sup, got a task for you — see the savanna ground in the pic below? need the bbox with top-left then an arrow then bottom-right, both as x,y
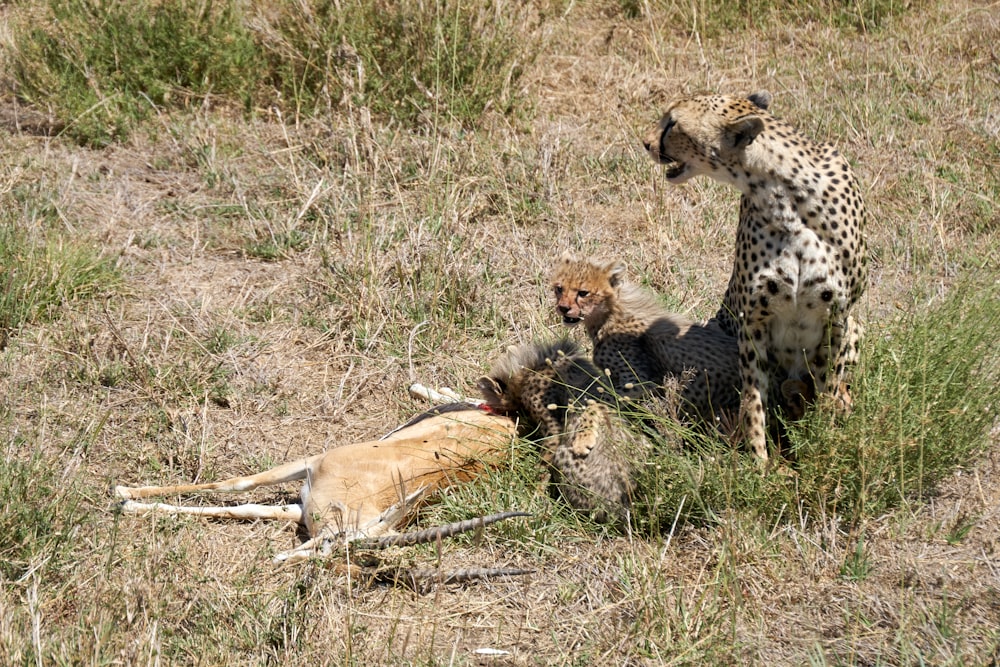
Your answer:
1,0 -> 999,664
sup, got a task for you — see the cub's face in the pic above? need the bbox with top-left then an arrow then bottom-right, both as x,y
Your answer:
552,280 -> 597,325
549,252 -> 623,326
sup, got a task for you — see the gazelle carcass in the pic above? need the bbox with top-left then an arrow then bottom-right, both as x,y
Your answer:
115,396 -> 529,573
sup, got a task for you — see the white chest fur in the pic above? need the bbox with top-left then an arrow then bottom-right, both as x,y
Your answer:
753,221 -> 840,375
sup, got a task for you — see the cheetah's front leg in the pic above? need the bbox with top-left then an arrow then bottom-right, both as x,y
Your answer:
830,315 -> 862,413
810,315 -> 857,414
739,326 -> 771,462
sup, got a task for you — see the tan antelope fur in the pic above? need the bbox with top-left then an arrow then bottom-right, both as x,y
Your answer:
115,402 -> 519,564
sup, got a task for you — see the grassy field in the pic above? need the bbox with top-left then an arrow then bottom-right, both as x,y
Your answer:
1,0 -> 998,664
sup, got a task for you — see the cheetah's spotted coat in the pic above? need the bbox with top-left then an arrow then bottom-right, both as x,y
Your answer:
643,91 -> 867,462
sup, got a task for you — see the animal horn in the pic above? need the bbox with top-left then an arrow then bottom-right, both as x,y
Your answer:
416,566 -> 534,583
402,567 -> 533,592
349,511 -> 531,550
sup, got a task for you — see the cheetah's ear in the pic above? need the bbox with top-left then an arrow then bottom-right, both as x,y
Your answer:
747,91 -> 771,110
477,376 -> 506,406
606,261 -> 627,288
722,115 -> 765,152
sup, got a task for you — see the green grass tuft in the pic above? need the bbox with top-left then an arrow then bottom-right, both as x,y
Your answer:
0,439 -> 88,583
0,227 -> 118,346
260,0 -> 535,126
786,280 -> 1000,523
626,279 -> 1000,534
10,0 -> 261,146
7,0 -> 534,145
627,0 -> 910,35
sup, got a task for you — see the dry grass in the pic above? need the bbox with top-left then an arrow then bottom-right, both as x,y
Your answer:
1,0 -> 999,664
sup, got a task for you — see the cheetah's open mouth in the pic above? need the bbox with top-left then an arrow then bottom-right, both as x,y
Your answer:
661,159 -> 686,180
561,315 -> 582,326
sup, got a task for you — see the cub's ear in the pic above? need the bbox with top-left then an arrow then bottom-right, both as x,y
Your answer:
558,249 -> 578,263
723,115 -> 765,152
747,90 -> 772,110
477,376 -> 506,406
605,260 -> 627,288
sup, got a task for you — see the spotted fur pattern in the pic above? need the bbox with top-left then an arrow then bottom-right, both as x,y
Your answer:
478,340 -> 643,525
643,91 -> 866,462
549,251 -> 741,428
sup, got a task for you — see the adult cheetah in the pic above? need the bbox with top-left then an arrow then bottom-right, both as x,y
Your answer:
550,251 -> 741,429
643,91 -> 867,462
478,339 -> 645,525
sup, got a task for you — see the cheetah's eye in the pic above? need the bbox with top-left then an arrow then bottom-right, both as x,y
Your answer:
577,290 -> 590,298
553,285 -> 563,296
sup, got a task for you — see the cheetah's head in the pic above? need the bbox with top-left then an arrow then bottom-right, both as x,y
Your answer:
477,339 -> 595,431
550,251 -> 624,327
642,91 -> 771,184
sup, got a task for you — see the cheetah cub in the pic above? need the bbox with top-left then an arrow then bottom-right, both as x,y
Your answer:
478,340 -> 646,525
550,251 -> 741,429
643,91 -> 866,462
